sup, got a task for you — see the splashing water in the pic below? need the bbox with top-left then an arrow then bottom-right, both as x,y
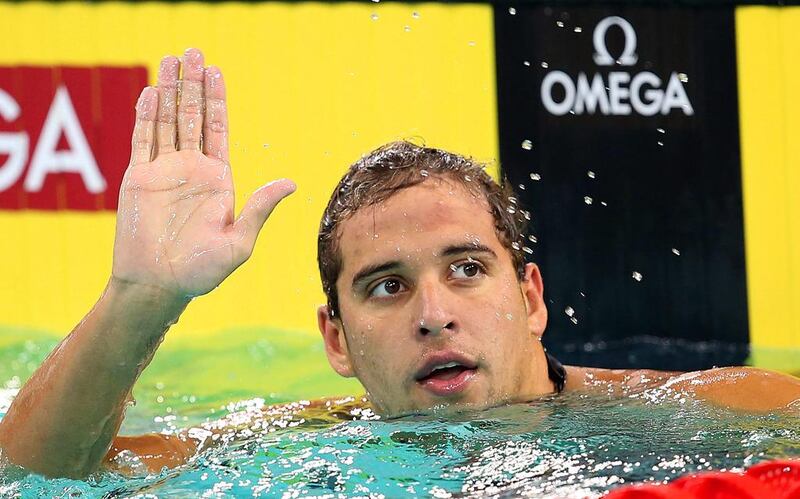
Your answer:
3,393 -> 797,498
1,330 -> 798,498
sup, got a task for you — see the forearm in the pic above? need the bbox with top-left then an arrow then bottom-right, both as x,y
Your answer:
0,278 -> 190,478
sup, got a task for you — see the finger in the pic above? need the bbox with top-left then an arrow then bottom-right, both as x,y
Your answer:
232,179 -> 297,256
156,56 -> 180,155
203,66 -> 229,163
177,48 -> 205,151
129,86 -> 158,166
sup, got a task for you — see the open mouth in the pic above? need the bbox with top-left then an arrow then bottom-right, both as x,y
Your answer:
418,362 -> 474,382
416,361 -> 478,396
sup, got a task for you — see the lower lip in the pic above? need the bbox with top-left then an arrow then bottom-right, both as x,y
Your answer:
418,368 -> 477,397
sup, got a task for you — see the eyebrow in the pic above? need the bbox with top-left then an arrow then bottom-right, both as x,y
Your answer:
351,260 -> 404,290
350,244 -> 498,290
440,243 -> 498,259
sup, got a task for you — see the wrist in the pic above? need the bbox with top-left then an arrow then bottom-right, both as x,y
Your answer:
103,277 -> 192,337
107,276 -> 192,309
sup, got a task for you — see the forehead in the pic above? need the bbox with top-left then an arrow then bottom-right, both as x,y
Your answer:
336,179 -> 501,269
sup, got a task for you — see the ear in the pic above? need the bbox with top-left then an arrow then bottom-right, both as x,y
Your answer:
520,263 -> 548,339
317,305 -> 355,378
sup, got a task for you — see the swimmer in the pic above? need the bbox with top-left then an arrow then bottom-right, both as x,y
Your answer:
0,48 -> 798,479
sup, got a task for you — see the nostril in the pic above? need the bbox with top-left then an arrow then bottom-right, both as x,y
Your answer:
418,322 -> 455,336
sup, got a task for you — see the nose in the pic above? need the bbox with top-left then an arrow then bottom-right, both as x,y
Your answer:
416,279 -> 457,337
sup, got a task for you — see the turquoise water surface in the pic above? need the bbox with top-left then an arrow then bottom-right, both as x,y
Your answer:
0,329 -> 798,498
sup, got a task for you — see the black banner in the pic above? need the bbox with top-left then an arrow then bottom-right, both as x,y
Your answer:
495,6 -> 748,369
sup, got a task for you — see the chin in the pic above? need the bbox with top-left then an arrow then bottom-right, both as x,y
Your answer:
385,395 -> 497,419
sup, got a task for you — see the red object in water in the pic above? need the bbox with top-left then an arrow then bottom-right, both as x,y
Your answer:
603,460 -> 800,499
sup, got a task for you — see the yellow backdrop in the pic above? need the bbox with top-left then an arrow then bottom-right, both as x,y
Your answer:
737,7 -> 800,360
0,1 -> 498,341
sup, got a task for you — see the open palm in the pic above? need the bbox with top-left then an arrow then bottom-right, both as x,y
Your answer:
113,49 -> 295,298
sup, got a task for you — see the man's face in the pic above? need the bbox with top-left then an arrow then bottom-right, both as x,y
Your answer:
318,178 -> 551,417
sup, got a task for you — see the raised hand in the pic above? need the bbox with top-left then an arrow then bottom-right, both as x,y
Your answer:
114,49 -> 295,298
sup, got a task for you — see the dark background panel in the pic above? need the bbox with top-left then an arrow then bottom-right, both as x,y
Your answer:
495,6 -> 749,370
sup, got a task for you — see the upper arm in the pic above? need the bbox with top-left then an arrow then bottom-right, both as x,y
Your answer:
665,367 -> 800,413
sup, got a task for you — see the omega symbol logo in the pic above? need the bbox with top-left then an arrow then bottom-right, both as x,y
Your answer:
593,16 -> 638,66
539,15 -> 693,116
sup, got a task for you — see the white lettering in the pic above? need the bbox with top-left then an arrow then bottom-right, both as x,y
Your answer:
630,72 -> 662,116
0,89 -> 29,191
540,71 -> 694,117
574,73 -> 609,115
661,72 -> 694,115
608,72 -> 631,115
540,16 -> 694,117
541,71 -> 575,116
25,86 -> 106,193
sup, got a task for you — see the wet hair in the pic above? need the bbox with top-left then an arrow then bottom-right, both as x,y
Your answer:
317,140 -> 529,319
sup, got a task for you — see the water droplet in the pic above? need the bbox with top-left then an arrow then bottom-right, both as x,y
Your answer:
508,7 -> 516,15
464,175 -> 472,182
508,196 -> 517,204
587,170 -> 595,179
657,128 -> 665,134
678,73 -> 688,83
540,61 -> 549,69
584,196 -> 593,205
530,172 -> 541,181
412,11 -> 420,18
523,60 -> 531,67
505,313 -> 514,320
518,183 -> 526,190
262,143 -> 270,148
672,248 -> 681,256
657,141 -> 664,146
507,206 -> 516,214
521,139 -> 533,150
632,271 -> 643,281
371,13 -> 379,20
556,21 -> 564,27
468,40 -> 476,46
404,25 -> 411,32
420,169 -> 428,177
600,201 -> 608,207
511,241 -> 521,250
522,246 -> 533,255
528,235 -> 538,243
564,306 -> 575,317
573,26 -> 582,32
570,316 -> 579,325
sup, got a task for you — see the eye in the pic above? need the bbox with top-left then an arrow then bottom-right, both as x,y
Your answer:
369,278 -> 406,298
449,261 -> 485,279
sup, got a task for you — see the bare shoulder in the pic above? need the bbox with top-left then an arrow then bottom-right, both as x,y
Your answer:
564,365 -> 800,413
660,366 -> 800,412
563,365 -> 681,393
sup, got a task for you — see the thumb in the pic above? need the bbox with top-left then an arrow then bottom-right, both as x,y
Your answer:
232,178 -> 297,255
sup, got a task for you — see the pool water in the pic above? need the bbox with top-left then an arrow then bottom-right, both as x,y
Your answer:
0,328 -> 798,498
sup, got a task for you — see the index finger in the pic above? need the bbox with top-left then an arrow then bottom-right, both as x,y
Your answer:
203,66 -> 229,163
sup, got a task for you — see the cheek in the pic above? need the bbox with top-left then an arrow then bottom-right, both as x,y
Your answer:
349,327 -> 405,381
